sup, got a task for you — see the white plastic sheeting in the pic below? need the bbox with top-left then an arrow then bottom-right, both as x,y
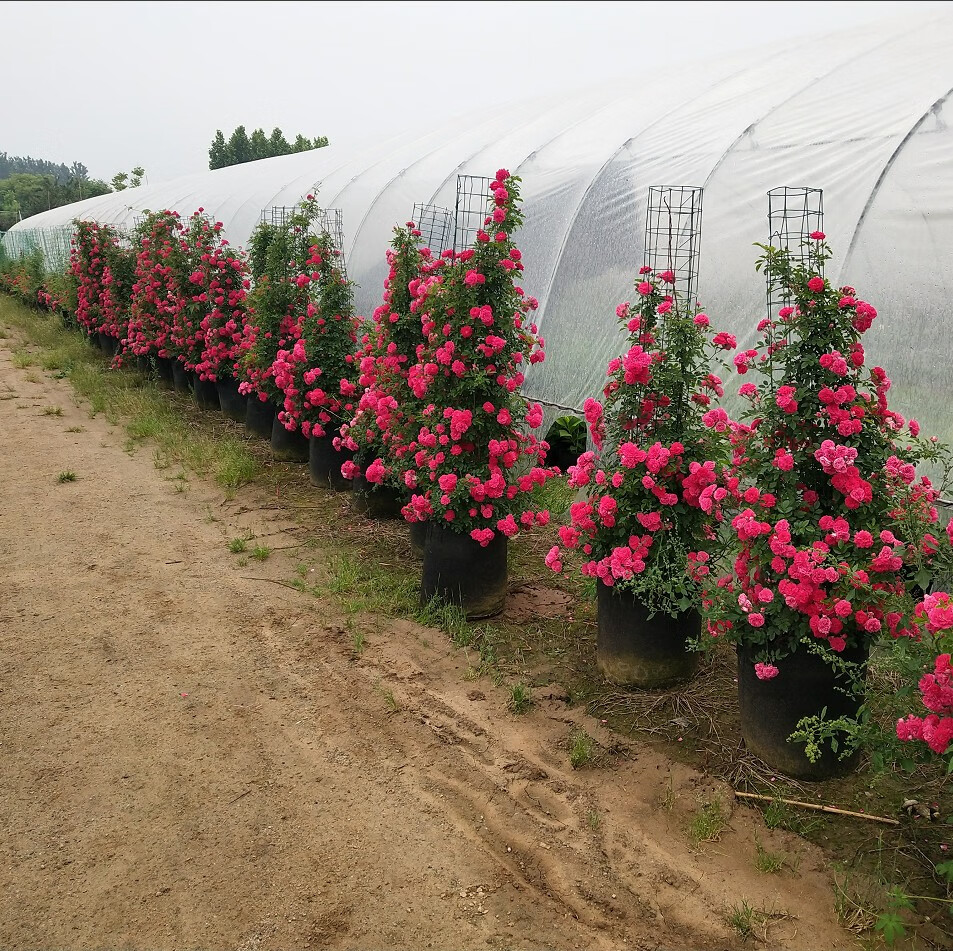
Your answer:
7,12 -> 953,439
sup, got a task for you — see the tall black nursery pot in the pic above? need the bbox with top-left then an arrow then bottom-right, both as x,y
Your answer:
596,581 -> 701,689
736,640 -> 870,781
421,523 -> 507,619
309,433 -> 354,490
155,356 -> 174,386
216,375 -> 247,423
352,474 -> 405,519
245,394 -> 276,439
192,374 -> 221,411
271,416 -> 310,462
410,521 -> 430,559
171,359 -> 192,395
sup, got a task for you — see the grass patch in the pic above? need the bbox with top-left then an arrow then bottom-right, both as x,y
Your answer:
351,629 -> 367,655
507,682 -> 533,714
56,469 -> 77,483
228,537 -> 248,554
568,728 -> 597,769
754,838 -> 792,874
12,348 -> 36,368
66,425 -> 85,433
251,544 -> 271,562
319,551 -> 419,617
41,405 -> 63,416
688,799 -> 728,846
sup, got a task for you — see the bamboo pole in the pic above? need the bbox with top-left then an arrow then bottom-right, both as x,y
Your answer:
735,791 -> 900,826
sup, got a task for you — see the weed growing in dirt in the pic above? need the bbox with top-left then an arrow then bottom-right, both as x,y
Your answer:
507,683 -> 533,714
688,799 -> 727,846
658,776 -> 679,812
352,629 -> 367,655
56,469 -> 76,483
762,798 -> 820,836
66,426 -> 84,433
228,537 -> 248,554
376,683 -> 399,713
12,348 -> 35,368
586,809 -> 601,830
237,557 -> 248,568
320,553 -> 419,618
416,597 -> 470,643
724,898 -> 758,941
568,728 -> 597,769
754,838 -> 789,874
42,406 -> 63,416
251,545 -> 271,562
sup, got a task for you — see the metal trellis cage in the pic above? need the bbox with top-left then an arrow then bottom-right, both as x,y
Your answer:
765,185 -> 824,320
453,175 -> 494,253
411,202 -> 454,255
643,185 -> 704,310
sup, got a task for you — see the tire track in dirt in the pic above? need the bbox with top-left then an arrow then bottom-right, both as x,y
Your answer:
0,341 -> 852,950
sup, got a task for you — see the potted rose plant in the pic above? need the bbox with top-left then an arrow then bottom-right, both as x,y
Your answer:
398,171 -> 554,617
705,234 -> 952,779
546,268 -> 735,687
338,222 -> 446,517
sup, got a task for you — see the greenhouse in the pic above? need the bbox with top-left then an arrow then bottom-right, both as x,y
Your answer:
5,10 -> 953,438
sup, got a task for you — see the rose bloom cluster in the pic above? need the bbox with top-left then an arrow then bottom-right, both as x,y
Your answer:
546,267 -> 734,611
390,171 -> 556,545
338,223 -> 446,487
70,220 -> 135,342
706,235 -> 949,681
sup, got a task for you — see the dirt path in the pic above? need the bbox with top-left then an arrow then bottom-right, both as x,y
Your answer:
0,343 -> 854,950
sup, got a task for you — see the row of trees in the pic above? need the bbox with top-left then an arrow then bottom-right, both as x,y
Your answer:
208,126 -> 329,169
0,151 -> 90,184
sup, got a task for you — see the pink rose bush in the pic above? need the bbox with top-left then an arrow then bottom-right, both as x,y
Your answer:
547,266 -> 735,615
69,220 -> 136,343
125,210 -> 185,360
896,593 -> 953,758
705,237 -> 953,681
337,222 -> 445,490
271,228 -> 360,438
395,171 -> 556,545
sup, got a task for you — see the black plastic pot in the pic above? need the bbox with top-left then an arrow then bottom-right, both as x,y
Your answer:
309,433 -> 354,490
352,475 -> 405,519
245,394 -> 276,439
87,329 -> 102,349
135,355 -> 151,374
421,523 -> 507,619
271,416 -> 310,462
60,309 -> 74,329
737,640 -> 870,780
97,332 -> 118,356
155,356 -> 174,386
216,376 -> 247,423
171,359 -> 192,395
192,375 -> 221,411
596,581 -> 701,688
410,521 -> 430,559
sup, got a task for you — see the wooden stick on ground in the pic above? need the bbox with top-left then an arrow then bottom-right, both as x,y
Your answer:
735,791 -> 900,826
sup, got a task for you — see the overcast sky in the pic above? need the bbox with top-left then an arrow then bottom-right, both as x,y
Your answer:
3,0 -> 951,184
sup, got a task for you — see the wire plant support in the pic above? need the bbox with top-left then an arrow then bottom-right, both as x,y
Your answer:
453,175 -> 494,253
260,205 -> 348,278
411,203 -> 454,255
765,186 -> 824,320
643,185 -> 704,311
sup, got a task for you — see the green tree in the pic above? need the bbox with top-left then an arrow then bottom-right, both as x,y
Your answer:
208,130 -> 228,170
226,125 -> 253,165
268,127 -> 290,158
250,127 -> 270,161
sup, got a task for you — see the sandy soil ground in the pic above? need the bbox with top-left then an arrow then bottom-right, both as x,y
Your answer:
0,343 -> 855,950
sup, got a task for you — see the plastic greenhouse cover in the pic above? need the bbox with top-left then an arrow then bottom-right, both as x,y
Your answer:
6,10 -> 953,443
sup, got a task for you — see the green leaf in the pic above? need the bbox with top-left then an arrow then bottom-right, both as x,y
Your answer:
935,860 -> 953,883
875,911 -> 906,945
